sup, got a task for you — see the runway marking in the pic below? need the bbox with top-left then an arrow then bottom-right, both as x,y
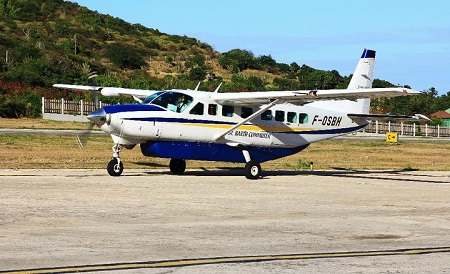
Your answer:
2,246 -> 449,273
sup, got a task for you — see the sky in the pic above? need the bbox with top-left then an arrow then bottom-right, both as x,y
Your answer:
73,0 -> 450,94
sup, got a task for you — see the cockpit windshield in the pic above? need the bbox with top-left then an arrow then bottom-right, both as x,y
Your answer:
142,91 -> 193,113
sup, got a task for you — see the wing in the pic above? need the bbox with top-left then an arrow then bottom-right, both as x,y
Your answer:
53,84 -> 158,99
209,87 -> 420,106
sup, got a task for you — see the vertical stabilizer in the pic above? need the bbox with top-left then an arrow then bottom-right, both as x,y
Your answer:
348,49 -> 375,89
306,49 -> 376,114
344,49 -> 376,114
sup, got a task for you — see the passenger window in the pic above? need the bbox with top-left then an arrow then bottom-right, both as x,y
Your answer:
208,104 -> 217,115
189,102 -> 204,115
287,112 -> 297,123
261,110 -> 272,121
222,105 -> 234,117
299,113 -> 308,124
275,110 -> 285,122
241,107 -> 253,118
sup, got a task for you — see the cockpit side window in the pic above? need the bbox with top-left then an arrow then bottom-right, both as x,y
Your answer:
142,92 -> 164,105
143,91 -> 193,113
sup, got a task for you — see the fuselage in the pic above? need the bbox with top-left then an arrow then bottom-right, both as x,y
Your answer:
91,89 -> 368,163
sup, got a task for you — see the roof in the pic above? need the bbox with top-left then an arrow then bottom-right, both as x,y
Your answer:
430,110 -> 450,119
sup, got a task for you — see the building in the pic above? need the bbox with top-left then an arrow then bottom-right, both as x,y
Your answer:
430,108 -> 450,127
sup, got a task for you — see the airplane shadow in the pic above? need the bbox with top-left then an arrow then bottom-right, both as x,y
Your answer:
138,168 -> 450,184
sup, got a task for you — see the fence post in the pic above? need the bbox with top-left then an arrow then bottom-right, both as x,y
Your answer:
388,121 -> 391,132
376,120 -> 379,134
438,125 -> 440,138
41,97 -> 45,115
413,123 -> 416,136
61,98 -> 65,114
401,122 -> 404,136
80,100 -> 84,115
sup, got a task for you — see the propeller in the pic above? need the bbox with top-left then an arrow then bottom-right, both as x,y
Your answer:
76,122 -> 96,149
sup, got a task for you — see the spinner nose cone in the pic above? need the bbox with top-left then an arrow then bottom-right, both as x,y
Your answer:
87,108 -> 107,126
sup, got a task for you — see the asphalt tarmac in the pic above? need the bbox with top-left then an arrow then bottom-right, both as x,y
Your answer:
0,169 -> 449,273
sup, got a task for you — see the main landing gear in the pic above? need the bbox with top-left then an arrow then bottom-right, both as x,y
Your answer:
242,148 -> 261,180
169,158 -> 186,175
244,160 -> 261,180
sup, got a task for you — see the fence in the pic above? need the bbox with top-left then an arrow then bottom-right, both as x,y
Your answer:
42,98 -> 110,116
42,98 -> 450,138
361,121 -> 450,138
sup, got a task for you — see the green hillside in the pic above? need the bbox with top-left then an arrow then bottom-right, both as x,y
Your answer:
0,0 -> 446,119
0,1 -> 355,87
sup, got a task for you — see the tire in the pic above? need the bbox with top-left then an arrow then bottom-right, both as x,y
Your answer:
245,160 -> 261,180
170,159 -> 186,175
107,158 -> 123,176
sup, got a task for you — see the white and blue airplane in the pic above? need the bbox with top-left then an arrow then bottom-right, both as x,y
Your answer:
54,49 -> 425,179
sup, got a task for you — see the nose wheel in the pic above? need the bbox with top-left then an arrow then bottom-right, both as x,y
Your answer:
107,157 -> 123,176
107,143 -> 124,176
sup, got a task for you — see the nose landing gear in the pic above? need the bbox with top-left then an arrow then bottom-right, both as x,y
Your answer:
107,144 -> 124,176
107,157 -> 123,176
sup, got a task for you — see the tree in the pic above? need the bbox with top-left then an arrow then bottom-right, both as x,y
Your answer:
273,78 -> 301,90
225,74 -> 266,92
188,66 -> 206,81
0,0 -> 21,17
217,49 -> 257,73
185,54 -> 205,69
4,58 -> 56,86
106,43 -> 146,70
256,55 -> 277,72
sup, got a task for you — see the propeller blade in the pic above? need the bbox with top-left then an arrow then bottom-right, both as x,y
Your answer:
76,122 -> 95,149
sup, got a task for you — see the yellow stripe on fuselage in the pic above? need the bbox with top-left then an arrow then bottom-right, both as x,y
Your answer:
179,122 -> 319,133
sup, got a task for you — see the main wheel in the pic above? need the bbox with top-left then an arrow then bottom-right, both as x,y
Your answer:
107,158 -> 123,176
245,160 -> 261,180
170,158 -> 186,175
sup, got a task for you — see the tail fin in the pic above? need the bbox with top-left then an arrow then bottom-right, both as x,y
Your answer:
308,49 -> 376,114
347,49 -> 376,89
347,49 -> 375,114
341,49 -> 376,114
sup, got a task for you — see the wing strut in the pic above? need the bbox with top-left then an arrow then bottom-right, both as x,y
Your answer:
214,99 -> 282,141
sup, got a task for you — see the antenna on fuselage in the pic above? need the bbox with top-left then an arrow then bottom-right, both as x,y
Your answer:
214,82 -> 222,93
194,82 -> 201,91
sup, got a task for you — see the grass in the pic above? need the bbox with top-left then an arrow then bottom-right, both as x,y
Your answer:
1,118 -> 449,171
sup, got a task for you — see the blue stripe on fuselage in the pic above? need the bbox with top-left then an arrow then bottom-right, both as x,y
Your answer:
140,141 -> 309,163
103,104 -> 165,114
124,117 -> 235,125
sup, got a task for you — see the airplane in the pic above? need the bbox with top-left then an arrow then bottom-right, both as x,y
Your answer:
54,49 -> 426,179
